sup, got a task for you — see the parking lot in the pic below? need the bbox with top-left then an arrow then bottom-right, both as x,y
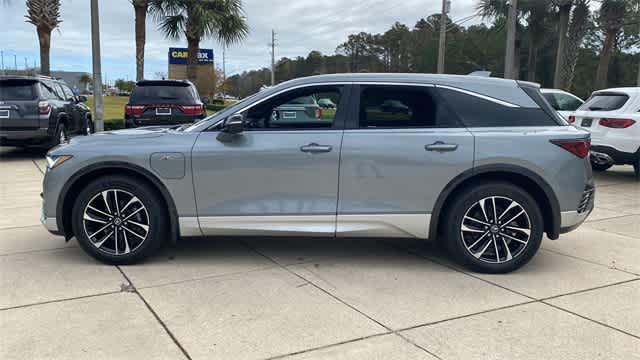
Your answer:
1,145 -> 639,359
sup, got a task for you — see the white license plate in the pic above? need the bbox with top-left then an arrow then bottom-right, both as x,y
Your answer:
155,108 -> 171,115
283,111 -> 297,119
0,110 -> 9,119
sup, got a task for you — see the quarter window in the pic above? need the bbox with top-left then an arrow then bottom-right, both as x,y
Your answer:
244,86 -> 342,130
358,85 -> 458,128
40,82 -> 61,100
438,88 -> 558,127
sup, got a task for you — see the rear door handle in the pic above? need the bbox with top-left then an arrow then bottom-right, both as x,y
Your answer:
425,141 -> 458,152
300,143 -> 333,153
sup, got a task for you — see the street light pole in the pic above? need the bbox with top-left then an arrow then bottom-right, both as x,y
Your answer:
504,0 -> 518,79
90,0 -> 104,132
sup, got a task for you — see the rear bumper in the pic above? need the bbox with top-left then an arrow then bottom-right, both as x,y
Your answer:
0,128 -> 49,143
125,115 -> 203,128
559,185 -> 594,234
591,145 -> 639,165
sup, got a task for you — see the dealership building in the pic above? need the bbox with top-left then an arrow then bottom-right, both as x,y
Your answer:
168,47 -> 215,96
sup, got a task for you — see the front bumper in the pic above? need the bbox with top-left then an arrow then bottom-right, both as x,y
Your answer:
40,209 -> 62,235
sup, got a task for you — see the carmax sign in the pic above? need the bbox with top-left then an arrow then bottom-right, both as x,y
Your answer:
168,47 -> 214,65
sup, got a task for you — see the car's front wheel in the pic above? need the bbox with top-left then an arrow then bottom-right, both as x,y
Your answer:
72,175 -> 166,264
444,182 -> 544,273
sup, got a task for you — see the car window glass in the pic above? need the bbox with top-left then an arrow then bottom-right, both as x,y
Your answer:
0,80 -> 37,100
244,86 -> 341,130
553,93 -> 582,111
130,84 -> 196,104
40,81 -> 62,100
60,84 -> 75,101
358,85 -> 457,128
542,93 -> 560,110
579,94 -> 628,111
438,88 -> 558,127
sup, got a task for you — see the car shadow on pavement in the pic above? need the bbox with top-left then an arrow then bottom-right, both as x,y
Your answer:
0,146 -> 47,161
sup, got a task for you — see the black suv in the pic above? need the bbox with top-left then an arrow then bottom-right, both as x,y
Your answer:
124,80 -> 206,128
0,75 -> 91,147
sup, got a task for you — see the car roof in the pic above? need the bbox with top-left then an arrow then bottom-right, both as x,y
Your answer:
136,79 -> 193,86
593,87 -> 640,95
269,73 -> 538,108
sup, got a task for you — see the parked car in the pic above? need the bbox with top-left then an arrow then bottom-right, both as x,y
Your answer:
0,75 -> 91,147
42,74 -> 594,273
124,80 -> 206,128
266,95 -> 331,128
317,98 -> 336,109
540,88 -> 584,120
569,87 -> 640,179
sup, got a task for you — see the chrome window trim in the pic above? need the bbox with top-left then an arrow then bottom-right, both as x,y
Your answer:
436,84 -> 520,108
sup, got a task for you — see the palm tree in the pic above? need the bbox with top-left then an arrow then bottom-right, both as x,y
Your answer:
553,0 -> 573,88
560,0 -> 590,90
595,0 -> 627,89
151,0 -> 248,83
25,0 -> 62,76
79,73 -> 91,92
132,0 -> 149,81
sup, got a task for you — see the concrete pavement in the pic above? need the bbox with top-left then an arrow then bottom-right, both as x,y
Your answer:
1,146 -> 638,359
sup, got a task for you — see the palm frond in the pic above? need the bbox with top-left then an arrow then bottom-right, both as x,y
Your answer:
24,0 -> 62,30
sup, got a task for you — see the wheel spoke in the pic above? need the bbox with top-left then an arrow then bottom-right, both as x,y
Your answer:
467,231 -> 490,249
88,222 -> 112,239
497,200 -> 518,221
114,228 -> 118,255
123,206 -> 144,221
87,205 -> 111,219
492,235 -> 500,262
93,231 -> 114,249
478,198 -> 489,221
501,210 -> 525,227
127,219 -> 149,232
114,190 -> 121,216
501,237 -> 513,261
462,224 -> 485,233
122,225 -> 146,240
491,197 -> 498,223
120,196 -> 140,214
500,232 -> 528,244
473,238 -> 493,259
102,191 -> 112,215
122,230 -> 131,254
504,225 -> 531,236
464,216 -> 490,227
83,213 -> 107,224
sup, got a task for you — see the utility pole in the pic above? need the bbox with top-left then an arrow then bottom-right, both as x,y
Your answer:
504,0 -> 518,79
14,54 -> 17,70
270,29 -> 276,86
24,57 -> 28,70
437,0 -> 449,74
1,51 -> 4,74
91,0 -> 104,132
222,46 -> 226,98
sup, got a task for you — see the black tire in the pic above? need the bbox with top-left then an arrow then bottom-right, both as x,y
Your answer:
443,182 -> 544,274
590,161 -> 612,172
634,158 -> 640,181
51,123 -> 68,147
84,119 -> 94,135
72,175 -> 166,264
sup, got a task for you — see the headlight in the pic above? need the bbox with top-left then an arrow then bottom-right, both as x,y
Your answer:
45,155 -> 73,170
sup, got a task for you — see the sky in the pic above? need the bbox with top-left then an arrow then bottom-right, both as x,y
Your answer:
0,0 -> 481,82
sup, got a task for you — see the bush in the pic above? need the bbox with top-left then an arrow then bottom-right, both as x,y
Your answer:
104,119 -> 124,131
206,103 -> 228,112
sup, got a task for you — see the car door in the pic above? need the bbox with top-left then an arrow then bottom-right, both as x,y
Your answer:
336,84 -> 474,239
191,84 -> 349,236
58,83 -> 83,133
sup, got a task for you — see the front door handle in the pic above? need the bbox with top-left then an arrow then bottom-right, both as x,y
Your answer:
300,143 -> 333,153
425,141 -> 458,152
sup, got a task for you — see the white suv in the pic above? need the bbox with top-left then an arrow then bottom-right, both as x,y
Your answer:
570,87 -> 640,180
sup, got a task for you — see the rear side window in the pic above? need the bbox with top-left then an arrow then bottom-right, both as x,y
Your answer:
358,85 -> 459,128
130,83 -> 197,104
438,88 -> 558,127
543,93 -> 583,111
0,80 -> 37,100
579,93 -> 628,111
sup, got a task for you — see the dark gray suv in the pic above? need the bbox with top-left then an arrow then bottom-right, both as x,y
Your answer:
0,75 -> 91,147
42,74 -> 594,273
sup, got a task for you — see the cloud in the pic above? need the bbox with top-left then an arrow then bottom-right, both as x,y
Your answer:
0,0 -> 479,80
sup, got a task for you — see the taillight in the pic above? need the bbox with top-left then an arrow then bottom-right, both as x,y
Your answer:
38,101 -> 51,115
567,115 -> 576,123
550,138 -> 591,159
181,105 -> 204,116
125,105 -> 145,116
315,107 -> 322,119
599,118 -> 635,128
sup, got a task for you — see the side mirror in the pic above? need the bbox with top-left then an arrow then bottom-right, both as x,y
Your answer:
77,95 -> 88,103
217,114 -> 244,142
223,114 -> 244,134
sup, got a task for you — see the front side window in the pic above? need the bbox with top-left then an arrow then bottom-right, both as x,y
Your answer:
60,84 -> 75,101
579,93 -> 629,111
358,85 -> 457,128
244,86 -> 342,130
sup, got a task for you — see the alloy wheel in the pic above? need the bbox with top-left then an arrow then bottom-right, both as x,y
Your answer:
82,189 -> 150,256
460,196 -> 531,264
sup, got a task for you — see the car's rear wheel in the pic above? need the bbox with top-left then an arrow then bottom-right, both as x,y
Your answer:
72,175 -> 166,264
590,161 -> 612,172
633,158 -> 640,181
51,123 -> 68,147
444,182 -> 544,273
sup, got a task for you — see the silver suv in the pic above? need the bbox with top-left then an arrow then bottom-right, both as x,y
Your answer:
41,74 -> 594,273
